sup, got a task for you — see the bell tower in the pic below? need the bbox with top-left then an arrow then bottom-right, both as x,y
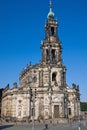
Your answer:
41,1 -> 62,65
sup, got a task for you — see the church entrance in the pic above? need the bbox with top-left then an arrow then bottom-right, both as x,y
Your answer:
54,105 -> 59,118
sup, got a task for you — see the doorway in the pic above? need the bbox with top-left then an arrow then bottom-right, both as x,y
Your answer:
54,105 -> 59,118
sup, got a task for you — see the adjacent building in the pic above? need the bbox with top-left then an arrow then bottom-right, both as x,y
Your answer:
0,88 -> 3,118
1,1 -> 80,123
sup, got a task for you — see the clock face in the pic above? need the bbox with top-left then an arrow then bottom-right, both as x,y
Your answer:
33,76 -> 37,82
50,36 -> 55,42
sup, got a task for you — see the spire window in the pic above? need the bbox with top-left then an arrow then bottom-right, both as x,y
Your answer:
51,49 -> 55,61
50,27 -> 54,36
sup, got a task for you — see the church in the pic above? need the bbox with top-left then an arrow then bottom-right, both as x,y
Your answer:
1,1 -> 80,123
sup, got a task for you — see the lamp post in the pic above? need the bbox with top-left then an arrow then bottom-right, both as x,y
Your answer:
64,93 -> 68,118
49,87 -> 53,123
28,85 -> 34,130
28,77 -> 37,130
74,94 -> 76,120
31,92 -> 35,130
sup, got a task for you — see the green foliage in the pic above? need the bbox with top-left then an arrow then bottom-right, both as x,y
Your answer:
80,102 -> 87,111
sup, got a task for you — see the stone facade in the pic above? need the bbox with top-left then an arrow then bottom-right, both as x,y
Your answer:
1,2 -> 80,123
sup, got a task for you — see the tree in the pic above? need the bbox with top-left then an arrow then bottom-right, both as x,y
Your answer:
80,102 -> 87,111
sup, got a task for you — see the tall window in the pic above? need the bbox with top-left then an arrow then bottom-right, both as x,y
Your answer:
52,72 -> 57,82
51,49 -> 55,61
68,108 -> 71,115
46,49 -> 49,61
50,27 -> 54,36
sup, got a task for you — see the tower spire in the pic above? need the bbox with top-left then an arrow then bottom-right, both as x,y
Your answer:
47,0 -> 54,19
50,0 -> 52,12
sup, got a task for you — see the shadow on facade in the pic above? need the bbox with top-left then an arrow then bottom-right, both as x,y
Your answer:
0,125 -> 14,130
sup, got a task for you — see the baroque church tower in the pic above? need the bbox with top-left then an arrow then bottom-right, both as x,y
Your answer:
1,1 -> 80,123
41,1 -> 66,89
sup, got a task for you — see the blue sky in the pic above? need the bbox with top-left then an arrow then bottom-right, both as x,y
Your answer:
0,0 -> 87,102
